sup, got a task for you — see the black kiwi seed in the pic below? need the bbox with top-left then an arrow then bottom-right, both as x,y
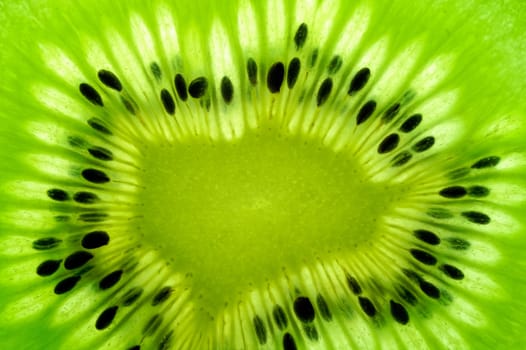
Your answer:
439,264 -> 465,280
358,297 -> 376,317
439,186 -> 467,198
267,62 -> 285,93
445,237 -> 470,250
327,55 -> 343,74
377,133 -> 400,154
87,118 -> 113,135
253,315 -> 267,345
382,103 -> 401,123
64,251 -> 94,270
348,67 -> 371,95
468,185 -> 490,197
392,151 -> 413,167
304,324 -> 319,340
99,270 -> 123,290
188,77 -> 208,98
97,69 -> 122,91
79,83 -> 104,106
47,188 -> 69,201
471,156 -> 500,169
128,346 -> 140,350
399,114 -> 422,133
316,294 -> 332,321
81,169 -> 110,183
419,280 -> 440,299
150,62 -> 162,81
461,211 -> 490,224
82,231 -> 109,250
151,286 -> 173,306
309,48 -> 319,67
36,259 -> 62,277
88,146 -> 113,161
174,74 -> 188,101
356,100 -> 377,125
160,89 -> 176,115
389,300 -> 409,325
32,237 -> 62,250
220,76 -> 234,104
316,78 -> 333,107
287,57 -> 301,89
412,136 -> 435,152
293,296 -> 315,323
273,305 -> 288,330
283,332 -> 297,350
246,58 -> 258,86
413,229 -> 441,245
410,249 -> 437,265
294,23 -> 308,50
54,275 -> 81,295
95,305 -> 119,330
73,191 -> 99,204
122,287 -> 143,306
346,274 -> 362,295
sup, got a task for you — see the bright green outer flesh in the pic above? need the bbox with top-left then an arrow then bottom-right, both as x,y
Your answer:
1,0 -> 526,349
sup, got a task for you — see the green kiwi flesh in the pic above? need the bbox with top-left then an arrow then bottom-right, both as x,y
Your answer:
1,0 -> 526,349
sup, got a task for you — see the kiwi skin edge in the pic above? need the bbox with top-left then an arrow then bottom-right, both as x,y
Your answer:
1,0 -> 526,349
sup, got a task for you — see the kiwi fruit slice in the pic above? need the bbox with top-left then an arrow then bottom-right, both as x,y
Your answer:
1,0 -> 526,349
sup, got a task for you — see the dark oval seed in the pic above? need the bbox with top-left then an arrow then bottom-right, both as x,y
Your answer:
383,103 -> 401,123
152,286 -> 173,306
356,100 -> 377,125
412,136 -> 435,152
73,191 -> 99,204
413,229 -> 440,245
37,259 -> 62,277
79,83 -> 103,106
390,300 -> 409,325
283,333 -> 297,350
99,270 -> 123,290
160,89 -> 176,115
392,151 -> 412,167
273,305 -> 288,330
440,264 -> 465,280
82,169 -> 110,184
88,147 -> 113,161
95,306 -> 118,330
246,58 -> 258,86
267,62 -> 285,93
287,57 -> 301,89
327,55 -> 342,74
410,249 -> 437,265
150,62 -> 162,80
439,186 -> 467,198
309,48 -> 319,67
174,74 -> 188,101
188,77 -> 208,98
316,78 -> 333,107
399,114 -> 422,133
294,23 -> 308,50
461,211 -> 490,224
293,296 -> 315,323
346,274 -> 362,295
419,280 -> 440,299
253,315 -> 267,345
33,237 -> 62,250
348,67 -> 371,95
358,297 -> 376,317
316,294 -> 332,321
471,156 -> 500,169
88,118 -> 112,135
377,133 -> 400,154
128,346 -> 140,350
97,70 -> 122,91
64,251 -> 94,270
220,76 -> 234,104
468,186 -> 490,197
122,287 -> 143,306
304,324 -> 319,340
47,188 -> 69,201
54,275 -> 81,295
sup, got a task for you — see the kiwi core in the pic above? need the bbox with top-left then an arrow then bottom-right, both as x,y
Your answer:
138,128 -> 402,316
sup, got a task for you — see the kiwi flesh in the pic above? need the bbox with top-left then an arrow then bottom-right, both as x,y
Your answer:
1,0 -> 526,349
